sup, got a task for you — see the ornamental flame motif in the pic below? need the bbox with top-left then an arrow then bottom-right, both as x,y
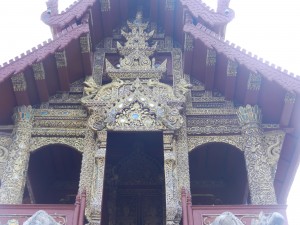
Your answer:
81,11 -> 187,131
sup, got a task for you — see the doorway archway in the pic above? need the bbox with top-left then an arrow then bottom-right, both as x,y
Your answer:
25,144 -> 82,204
102,132 -> 165,225
189,142 -> 249,205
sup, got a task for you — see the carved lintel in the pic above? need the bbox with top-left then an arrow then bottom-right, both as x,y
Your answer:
284,91 -> 296,104
247,72 -> 261,90
206,49 -> 217,66
55,51 -> 67,68
227,60 -> 238,76
80,34 -> 91,53
184,33 -> 194,51
100,0 -> 110,12
32,62 -> 46,80
11,72 -> 27,92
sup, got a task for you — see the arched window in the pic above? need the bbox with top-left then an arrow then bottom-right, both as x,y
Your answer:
24,144 -> 82,204
189,142 -> 249,205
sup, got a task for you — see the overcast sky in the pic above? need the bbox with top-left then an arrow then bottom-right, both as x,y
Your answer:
0,0 -> 299,224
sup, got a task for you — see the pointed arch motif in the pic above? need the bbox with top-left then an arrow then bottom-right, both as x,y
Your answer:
30,137 -> 85,153
187,135 -> 244,152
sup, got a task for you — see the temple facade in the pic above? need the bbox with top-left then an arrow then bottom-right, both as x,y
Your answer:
0,0 -> 299,225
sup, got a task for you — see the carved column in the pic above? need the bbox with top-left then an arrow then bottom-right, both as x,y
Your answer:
237,105 -> 277,205
163,131 -> 181,225
79,129 -> 96,218
90,130 -> 107,225
0,106 -> 33,204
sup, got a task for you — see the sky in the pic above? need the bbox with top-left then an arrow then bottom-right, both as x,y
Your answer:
0,0 -> 299,224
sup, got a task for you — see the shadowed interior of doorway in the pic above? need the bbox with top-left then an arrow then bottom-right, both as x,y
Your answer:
102,132 -> 165,225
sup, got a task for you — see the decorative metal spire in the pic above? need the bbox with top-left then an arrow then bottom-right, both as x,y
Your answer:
105,11 -> 167,80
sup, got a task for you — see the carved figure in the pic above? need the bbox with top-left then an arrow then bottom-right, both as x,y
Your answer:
210,212 -> 244,225
176,78 -> 192,95
251,212 -> 284,225
23,210 -> 59,225
81,77 -> 124,102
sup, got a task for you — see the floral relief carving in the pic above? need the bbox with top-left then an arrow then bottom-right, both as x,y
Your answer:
237,105 -> 277,205
187,135 -> 244,152
0,106 -> 33,204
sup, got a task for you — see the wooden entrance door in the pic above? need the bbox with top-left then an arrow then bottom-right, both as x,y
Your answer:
116,188 -> 164,225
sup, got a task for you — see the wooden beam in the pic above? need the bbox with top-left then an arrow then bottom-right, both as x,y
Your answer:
224,59 -> 238,100
280,91 -> 296,127
32,62 -> 49,102
80,34 -> 93,76
55,50 -> 70,92
244,72 -> 261,105
205,48 -> 217,90
11,72 -> 30,106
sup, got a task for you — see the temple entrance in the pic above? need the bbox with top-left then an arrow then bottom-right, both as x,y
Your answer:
102,132 -> 165,225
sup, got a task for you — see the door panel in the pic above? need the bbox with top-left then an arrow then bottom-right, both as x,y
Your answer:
116,189 -> 164,225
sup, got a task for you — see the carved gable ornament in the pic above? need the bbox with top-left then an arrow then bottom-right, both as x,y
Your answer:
81,12 -> 187,131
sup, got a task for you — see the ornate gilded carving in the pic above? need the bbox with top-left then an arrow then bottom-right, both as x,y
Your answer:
80,34 -> 91,53
184,33 -> 194,51
79,129 -> 96,221
100,0 -> 110,12
23,210 -> 59,225
237,105 -> 277,205
186,108 -> 237,115
11,72 -> 27,91
252,212 -> 284,225
105,12 -> 167,80
284,91 -> 296,103
34,109 -> 87,118
163,132 -> 181,225
187,135 -> 244,152
247,72 -> 262,90
170,49 -> 191,204
0,106 -> 33,204
166,0 -> 175,10
227,60 -> 238,76
263,130 -> 285,180
82,77 -> 185,131
210,212 -> 244,225
206,49 -> 217,66
55,51 -> 67,68
30,137 -> 85,152
90,130 -> 107,225
0,135 -> 11,184
32,62 -> 46,80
